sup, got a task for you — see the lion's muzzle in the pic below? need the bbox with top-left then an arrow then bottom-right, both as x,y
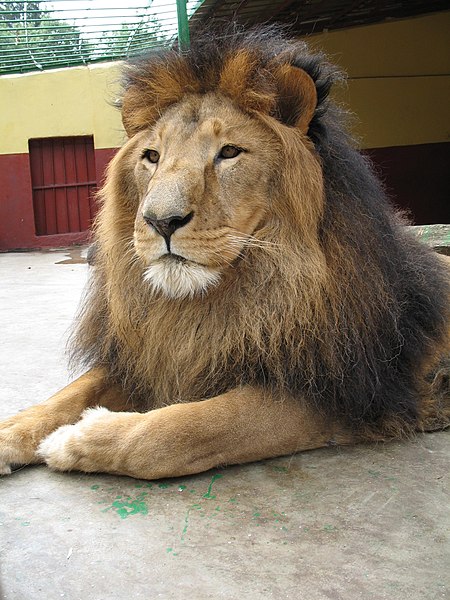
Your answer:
143,211 -> 194,250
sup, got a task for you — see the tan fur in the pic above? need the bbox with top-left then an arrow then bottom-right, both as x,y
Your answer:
91,94 -> 327,406
0,369 -> 127,474
0,46 -> 448,479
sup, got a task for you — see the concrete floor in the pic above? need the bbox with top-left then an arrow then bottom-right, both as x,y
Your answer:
0,249 -> 449,600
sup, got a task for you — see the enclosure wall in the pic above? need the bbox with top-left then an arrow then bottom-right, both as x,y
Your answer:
310,10 -> 450,225
0,62 -> 122,250
0,11 -> 449,250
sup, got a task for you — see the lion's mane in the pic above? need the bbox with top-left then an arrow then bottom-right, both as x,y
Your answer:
71,26 -> 449,433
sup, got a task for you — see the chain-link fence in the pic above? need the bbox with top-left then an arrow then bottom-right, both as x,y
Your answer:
0,0 -> 199,75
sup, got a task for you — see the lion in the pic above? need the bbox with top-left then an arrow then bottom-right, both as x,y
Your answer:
1,26 -> 449,480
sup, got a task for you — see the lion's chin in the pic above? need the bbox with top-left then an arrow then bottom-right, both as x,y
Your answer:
143,256 -> 221,300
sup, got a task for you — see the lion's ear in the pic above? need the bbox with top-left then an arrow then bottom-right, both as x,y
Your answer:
121,90 -> 142,138
120,56 -> 199,138
272,64 -> 317,132
121,87 -> 161,138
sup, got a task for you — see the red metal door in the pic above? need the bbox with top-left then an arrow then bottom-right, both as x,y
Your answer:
29,136 -> 97,236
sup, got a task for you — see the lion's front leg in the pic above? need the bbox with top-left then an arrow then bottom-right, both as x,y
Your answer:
0,368 -> 128,474
38,387 -> 343,480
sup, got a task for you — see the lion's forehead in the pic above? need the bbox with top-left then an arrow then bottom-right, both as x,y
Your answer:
154,94 -> 256,147
161,93 -> 235,123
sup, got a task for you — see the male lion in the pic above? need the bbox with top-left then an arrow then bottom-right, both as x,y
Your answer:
1,27 -> 449,480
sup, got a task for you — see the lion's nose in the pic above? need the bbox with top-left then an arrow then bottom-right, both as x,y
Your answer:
143,212 -> 194,241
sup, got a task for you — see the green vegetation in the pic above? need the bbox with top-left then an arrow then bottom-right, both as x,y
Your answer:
0,1 -> 167,75
1,2 -> 90,73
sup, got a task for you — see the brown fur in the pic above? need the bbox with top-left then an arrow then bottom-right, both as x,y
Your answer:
0,28 -> 448,480
80,95 -> 327,408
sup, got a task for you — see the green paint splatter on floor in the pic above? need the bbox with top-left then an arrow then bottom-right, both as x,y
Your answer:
158,483 -> 170,489
102,492 -> 149,519
272,466 -> 288,473
178,485 -> 187,492
90,484 -> 100,490
368,470 -> 381,478
180,504 -> 202,542
202,473 -> 223,499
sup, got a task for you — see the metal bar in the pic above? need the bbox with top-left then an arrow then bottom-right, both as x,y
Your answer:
33,181 -> 96,191
1,41 -> 170,63
0,8 -> 178,21
0,6 -> 162,15
176,0 -> 190,52
0,32 -> 174,53
0,15 -> 179,32
0,36 -> 174,55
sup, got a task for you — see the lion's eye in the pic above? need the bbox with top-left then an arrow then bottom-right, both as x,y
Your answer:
142,149 -> 160,163
219,145 -> 242,159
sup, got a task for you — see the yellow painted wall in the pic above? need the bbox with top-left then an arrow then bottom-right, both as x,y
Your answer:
1,61 -> 124,154
309,11 -> 450,148
1,10 -> 449,154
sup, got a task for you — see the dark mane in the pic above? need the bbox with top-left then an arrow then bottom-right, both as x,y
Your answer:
71,25 -> 449,433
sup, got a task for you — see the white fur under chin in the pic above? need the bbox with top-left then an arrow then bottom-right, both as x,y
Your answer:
143,259 -> 221,299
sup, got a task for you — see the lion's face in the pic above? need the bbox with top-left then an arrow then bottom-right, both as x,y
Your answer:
130,93 -> 279,299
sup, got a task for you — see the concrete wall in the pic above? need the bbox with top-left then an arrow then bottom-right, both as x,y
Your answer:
1,62 -> 124,154
1,11 -> 449,250
3,11 -> 448,154
309,11 -> 450,148
309,11 -> 450,225
0,63 -> 123,250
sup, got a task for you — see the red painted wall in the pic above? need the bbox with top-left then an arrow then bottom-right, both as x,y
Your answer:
0,147 -> 117,251
367,142 -> 450,225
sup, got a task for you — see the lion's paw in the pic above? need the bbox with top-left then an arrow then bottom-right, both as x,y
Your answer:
0,418 -> 41,475
37,424 -> 80,470
0,433 -> 14,475
37,407 -> 113,472
0,461 -> 12,476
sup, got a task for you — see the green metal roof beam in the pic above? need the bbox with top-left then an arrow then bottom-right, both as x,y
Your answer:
176,0 -> 190,52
